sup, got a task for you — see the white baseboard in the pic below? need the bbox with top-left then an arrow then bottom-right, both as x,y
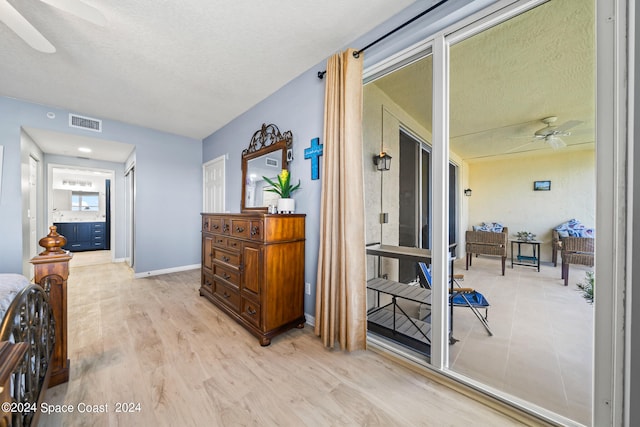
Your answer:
304,313 -> 315,327
134,263 -> 201,278
112,258 -> 126,263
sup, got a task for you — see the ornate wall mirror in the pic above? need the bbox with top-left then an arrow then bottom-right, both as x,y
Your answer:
241,123 -> 293,212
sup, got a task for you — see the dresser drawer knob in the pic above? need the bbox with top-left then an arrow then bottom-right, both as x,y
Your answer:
212,224 -> 219,229
222,256 -> 230,262
223,273 -> 231,280
235,226 -> 245,233
217,239 -> 224,243
223,292 -> 230,299
246,307 -> 257,316
251,226 -> 260,236
223,224 -> 229,232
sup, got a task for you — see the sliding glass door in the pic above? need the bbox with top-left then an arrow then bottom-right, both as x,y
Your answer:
363,1 -> 596,425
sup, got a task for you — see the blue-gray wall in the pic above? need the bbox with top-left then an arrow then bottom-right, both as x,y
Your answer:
202,0 -> 490,318
202,70 -> 326,318
0,96 -> 202,275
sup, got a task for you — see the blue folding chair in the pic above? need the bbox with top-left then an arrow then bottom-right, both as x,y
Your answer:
417,262 -> 493,336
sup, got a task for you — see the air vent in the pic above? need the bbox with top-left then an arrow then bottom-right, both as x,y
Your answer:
69,114 -> 102,132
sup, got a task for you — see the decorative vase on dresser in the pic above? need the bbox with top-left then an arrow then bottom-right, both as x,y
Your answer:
277,197 -> 295,214
200,212 -> 306,345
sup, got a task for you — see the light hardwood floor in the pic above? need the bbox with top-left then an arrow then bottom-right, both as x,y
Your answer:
40,258 -> 526,427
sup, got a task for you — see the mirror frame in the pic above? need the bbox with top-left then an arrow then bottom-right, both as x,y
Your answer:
241,123 -> 293,212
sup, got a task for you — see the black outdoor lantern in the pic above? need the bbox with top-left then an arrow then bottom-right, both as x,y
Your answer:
373,151 -> 392,171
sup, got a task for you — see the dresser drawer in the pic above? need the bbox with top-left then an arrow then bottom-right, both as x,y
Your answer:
213,281 -> 240,311
201,272 -> 214,293
213,264 -> 240,286
206,217 -> 224,233
226,238 -> 241,251
213,248 -> 240,267
249,220 -> 263,241
230,219 -> 251,239
212,236 -> 227,248
241,298 -> 261,328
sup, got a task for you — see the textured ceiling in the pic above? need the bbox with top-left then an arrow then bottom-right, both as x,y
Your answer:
370,0 -> 595,161
1,0 -> 415,140
24,126 -> 134,163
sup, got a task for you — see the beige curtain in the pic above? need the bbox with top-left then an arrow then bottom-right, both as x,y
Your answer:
314,49 -> 366,351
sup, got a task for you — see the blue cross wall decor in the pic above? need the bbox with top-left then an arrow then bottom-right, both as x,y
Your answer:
304,137 -> 323,180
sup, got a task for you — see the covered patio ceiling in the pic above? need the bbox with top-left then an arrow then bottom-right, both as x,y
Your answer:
370,0 -> 595,162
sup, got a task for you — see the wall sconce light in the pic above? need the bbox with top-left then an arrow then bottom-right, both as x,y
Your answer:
373,151 -> 392,171
464,188 -> 472,197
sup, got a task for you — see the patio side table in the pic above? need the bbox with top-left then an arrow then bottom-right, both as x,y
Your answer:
510,239 -> 542,272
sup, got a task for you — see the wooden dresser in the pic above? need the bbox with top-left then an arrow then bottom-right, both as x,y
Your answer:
200,213 -> 306,345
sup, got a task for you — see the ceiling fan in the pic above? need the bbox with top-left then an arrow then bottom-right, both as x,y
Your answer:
531,116 -> 582,149
0,0 -> 106,53
508,116 -> 583,152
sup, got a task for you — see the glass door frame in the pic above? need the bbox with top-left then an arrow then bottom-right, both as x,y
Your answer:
362,0 -> 627,424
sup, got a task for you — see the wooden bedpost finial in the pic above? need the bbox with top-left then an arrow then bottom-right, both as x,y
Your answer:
39,226 -> 68,255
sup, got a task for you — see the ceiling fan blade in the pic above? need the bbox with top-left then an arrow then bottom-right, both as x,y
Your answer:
40,0 -> 106,26
546,136 -> 566,150
553,120 -> 583,133
0,1 -> 55,52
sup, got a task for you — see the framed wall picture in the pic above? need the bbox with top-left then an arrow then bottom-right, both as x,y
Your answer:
533,180 -> 551,191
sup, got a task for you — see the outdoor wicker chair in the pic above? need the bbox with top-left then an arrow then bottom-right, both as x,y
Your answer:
561,236 -> 595,286
552,229 -> 563,267
465,227 -> 508,275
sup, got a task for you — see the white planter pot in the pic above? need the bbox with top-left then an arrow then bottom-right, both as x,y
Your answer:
277,198 -> 295,214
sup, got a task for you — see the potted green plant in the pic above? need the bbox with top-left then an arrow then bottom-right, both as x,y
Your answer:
515,231 -> 536,242
263,169 -> 301,213
577,271 -> 594,304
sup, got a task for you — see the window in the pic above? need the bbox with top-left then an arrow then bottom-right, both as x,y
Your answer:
71,191 -> 100,211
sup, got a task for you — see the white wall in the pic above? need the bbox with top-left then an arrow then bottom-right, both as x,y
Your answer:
467,149 -> 596,261
363,82 -> 468,279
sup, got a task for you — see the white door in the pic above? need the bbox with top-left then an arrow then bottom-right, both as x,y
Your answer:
29,156 -> 38,259
125,165 -> 135,268
203,155 -> 225,213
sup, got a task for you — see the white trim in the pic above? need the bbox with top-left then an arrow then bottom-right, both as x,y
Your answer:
624,1 -> 636,425
430,33 -> 449,370
444,0 -> 545,45
594,0 -> 628,425
363,41 -> 433,84
304,314 -> 315,327
134,263 -> 200,279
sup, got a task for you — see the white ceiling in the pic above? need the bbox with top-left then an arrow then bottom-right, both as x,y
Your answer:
370,0 -> 595,161
23,126 -> 135,162
1,0 -> 416,142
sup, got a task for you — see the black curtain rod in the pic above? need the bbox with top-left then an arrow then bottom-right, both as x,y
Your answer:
317,0 -> 450,79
